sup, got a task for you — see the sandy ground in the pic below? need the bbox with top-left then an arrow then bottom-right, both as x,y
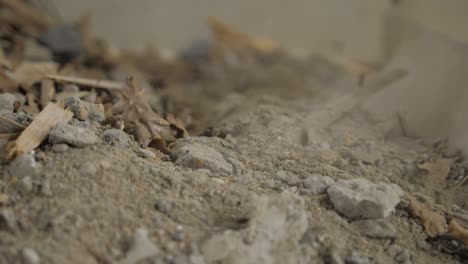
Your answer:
2,45 -> 468,264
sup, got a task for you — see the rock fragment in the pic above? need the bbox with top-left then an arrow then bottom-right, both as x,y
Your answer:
79,161 -> 98,176
17,176 -> 34,194
0,93 -> 16,114
117,228 -> 159,264
102,129 -> 131,147
303,174 -> 335,194
136,148 -> 156,159
61,97 -> 105,122
51,143 -> 69,153
49,123 -> 99,147
353,219 -> 397,239
327,178 -> 403,220
21,248 -> 41,264
0,209 -> 17,232
9,154 -> 39,179
172,141 -> 233,174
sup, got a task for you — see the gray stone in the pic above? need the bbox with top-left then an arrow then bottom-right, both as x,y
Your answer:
327,178 -> 403,220
61,97 -> 105,122
22,248 -> 40,264
345,251 -> 370,264
39,180 -> 53,197
79,161 -> 98,176
395,250 -> 411,264
0,209 -> 17,232
353,219 -> 397,239
9,154 -> 39,179
49,123 -> 99,147
117,228 -> 159,264
39,24 -> 83,60
0,93 -> 16,114
303,174 -> 335,194
172,141 -> 233,174
18,176 -> 34,194
63,84 -> 79,93
136,148 -> 156,159
51,143 -> 69,153
102,129 -> 131,147
155,198 -> 172,215
173,226 -> 185,241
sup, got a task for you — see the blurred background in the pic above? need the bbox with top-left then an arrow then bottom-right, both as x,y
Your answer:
50,0 -> 468,63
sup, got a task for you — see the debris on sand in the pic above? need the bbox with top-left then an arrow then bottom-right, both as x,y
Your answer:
327,178 -> 403,220
117,228 -> 159,264
6,103 -> 73,159
445,218 -> 468,245
406,194 -> 447,237
48,123 -> 99,147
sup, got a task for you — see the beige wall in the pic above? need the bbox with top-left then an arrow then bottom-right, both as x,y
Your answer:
51,0 -> 389,63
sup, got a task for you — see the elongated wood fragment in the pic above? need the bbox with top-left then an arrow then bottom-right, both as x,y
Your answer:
7,103 -> 72,159
46,74 -> 125,90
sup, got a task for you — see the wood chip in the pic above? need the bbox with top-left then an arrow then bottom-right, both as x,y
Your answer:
6,61 -> 58,91
46,74 -> 125,90
407,194 -> 447,237
40,79 -> 55,108
0,115 -> 25,133
418,158 -> 453,185
0,0 -> 53,30
445,218 -> 468,245
208,16 -> 278,53
7,103 -> 72,159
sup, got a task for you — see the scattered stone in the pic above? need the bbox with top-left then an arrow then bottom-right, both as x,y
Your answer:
51,143 -> 69,153
154,198 -> 172,215
21,248 -> 40,264
79,161 -> 98,176
136,148 -> 156,159
172,141 -> 233,174
225,157 -> 246,176
39,180 -> 53,197
345,251 -> 370,264
62,84 -> 79,93
61,97 -> 105,122
49,123 -> 99,147
303,174 -> 336,194
102,129 -> 131,147
394,249 -> 411,264
39,24 -> 84,61
0,93 -> 16,114
9,154 -> 39,179
274,170 -> 301,186
327,178 -> 403,220
0,209 -> 17,232
100,160 -> 111,170
117,228 -> 159,264
173,226 -> 185,241
353,219 -> 397,239
17,176 -> 34,194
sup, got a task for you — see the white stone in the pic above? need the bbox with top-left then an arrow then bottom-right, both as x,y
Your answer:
303,174 -> 335,194
327,178 -> 403,220
22,248 -> 40,264
172,142 -> 233,174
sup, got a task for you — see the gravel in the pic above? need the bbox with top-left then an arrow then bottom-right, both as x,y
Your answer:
21,248 -> 40,264
327,178 -> 403,220
353,219 -> 397,239
61,97 -> 105,122
172,140 -> 233,174
303,174 -> 336,194
49,123 -> 99,147
8,154 -> 39,179
102,129 -> 131,147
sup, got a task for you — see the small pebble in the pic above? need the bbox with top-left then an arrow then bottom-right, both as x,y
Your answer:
22,248 -> 40,264
155,198 -> 172,215
173,226 -> 185,241
18,176 -> 34,194
0,209 -> 17,232
303,174 -> 335,194
395,249 -> 411,263
101,129 -> 130,147
51,143 -> 69,153
39,180 -> 53,197
8,154 -> 39,179
137,148 -> 156,159
79,161 -> 98,176
100,160 -> 111,170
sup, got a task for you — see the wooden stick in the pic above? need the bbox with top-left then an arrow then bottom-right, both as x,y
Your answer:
45,74 -> 126,90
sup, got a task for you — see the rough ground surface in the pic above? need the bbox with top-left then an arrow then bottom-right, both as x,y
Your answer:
1,54 -> 467,264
